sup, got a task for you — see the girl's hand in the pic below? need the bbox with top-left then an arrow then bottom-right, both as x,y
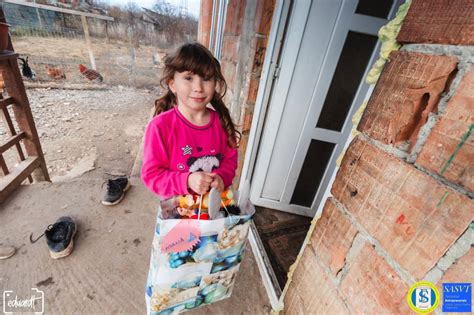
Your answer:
188,172 -> 214,194
210,174 -> 225,192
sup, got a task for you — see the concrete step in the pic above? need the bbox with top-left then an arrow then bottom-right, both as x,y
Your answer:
0,178 -> 271,314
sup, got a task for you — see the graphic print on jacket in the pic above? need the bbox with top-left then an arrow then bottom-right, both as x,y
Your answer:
187,154 -> 223,172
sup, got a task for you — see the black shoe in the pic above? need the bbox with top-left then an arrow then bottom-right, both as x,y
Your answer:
102,177 -> 131,206
45,216 -> 77,259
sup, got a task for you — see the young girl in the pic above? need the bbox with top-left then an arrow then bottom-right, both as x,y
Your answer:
141,42 -> 240,201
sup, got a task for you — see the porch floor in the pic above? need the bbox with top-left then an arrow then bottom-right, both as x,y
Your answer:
253,207 -> 312,289
0,177 -> 271,314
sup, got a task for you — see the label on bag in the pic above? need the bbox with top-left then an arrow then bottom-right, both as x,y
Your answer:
161,220 -> 201,253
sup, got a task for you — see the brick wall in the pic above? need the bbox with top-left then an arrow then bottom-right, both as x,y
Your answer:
197,0 -> 213,48
283,1 -> 474,313
198,0 -> 275,184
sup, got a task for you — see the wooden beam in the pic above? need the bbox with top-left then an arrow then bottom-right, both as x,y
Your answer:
1,56 -> 50,182
0,96 -> 14,110
0,155 -> 8,176
1,106 -> 16,136
0,132 -> 26,154
1,106 -> 29,178
81,15 -> 96,70
4,0 -> 114,21
0,156 -> 40,203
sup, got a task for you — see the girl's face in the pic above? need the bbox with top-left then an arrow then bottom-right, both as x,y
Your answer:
169,71 -> 216,112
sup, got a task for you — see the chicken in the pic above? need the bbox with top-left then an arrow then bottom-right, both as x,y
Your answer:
18,57 -> 36,81
78,64 -> 103,83
45,65 -> 66,80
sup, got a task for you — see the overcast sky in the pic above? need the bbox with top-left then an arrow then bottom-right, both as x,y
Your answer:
102,0 -> 201,18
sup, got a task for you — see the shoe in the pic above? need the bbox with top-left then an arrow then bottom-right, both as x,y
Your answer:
45,216 -> 77,259
102,176 -> 131,206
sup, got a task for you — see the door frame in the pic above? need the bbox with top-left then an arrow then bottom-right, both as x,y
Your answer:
237,0 -> 290,308
248,0 -> 392,217
238,0 -> 403,310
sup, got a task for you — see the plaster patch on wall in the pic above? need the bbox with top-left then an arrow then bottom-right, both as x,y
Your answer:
424,223 -> 473,283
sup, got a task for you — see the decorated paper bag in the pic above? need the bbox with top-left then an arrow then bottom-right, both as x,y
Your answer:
145,189 -> 255,315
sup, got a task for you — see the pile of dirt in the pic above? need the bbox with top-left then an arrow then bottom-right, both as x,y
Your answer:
0,86 -> 157,181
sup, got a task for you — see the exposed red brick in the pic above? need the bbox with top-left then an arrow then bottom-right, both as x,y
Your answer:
358,51 -> 457,149
309,198 -> 358,276
398,0 -> 474,45
340,244 -> 411,314
242,112 -> 253,134
332,137 -> 474,279
224,0 -> 246,36
253,0 -> 275,35
197,0 -> 213,47
253,36 -> 267,71
434,249 -> 474,314
247,77 -> 259,104
221,60 -> 236,88
222,35 -> 239,62
417,69 -> 474,192
283,248 -> 350,314
438,248 -> 474,285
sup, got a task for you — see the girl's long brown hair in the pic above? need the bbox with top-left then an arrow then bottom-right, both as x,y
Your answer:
154,42 -> 240,148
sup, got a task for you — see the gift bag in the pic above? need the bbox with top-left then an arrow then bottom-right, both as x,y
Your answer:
145,188 -> 255,315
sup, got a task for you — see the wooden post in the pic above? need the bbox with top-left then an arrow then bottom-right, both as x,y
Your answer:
33,0 -> 43,27
81,15 -> 96,70
105,20 -> 110,43
0,6 -> 13,51
0,53 -> 50,182
128,26 -> 135,86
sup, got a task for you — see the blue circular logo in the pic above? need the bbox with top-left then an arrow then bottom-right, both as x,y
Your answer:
407,281 -> 440,314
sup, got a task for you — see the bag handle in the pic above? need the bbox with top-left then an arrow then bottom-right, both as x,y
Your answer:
197,193 -> 203,221
196,190 -> 235,220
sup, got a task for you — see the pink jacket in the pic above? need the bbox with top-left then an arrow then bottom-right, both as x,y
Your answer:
141,107 -> 238,199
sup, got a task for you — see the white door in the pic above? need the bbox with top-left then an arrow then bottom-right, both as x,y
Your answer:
250,0 -> 402,217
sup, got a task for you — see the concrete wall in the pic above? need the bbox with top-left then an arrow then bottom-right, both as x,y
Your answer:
283,0 -> 474,313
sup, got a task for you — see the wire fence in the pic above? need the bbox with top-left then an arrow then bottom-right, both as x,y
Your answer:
5,2 -> 197,89
1,2 -> 197,179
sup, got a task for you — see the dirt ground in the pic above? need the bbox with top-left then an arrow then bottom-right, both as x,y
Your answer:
0,86 -> 273,314
0,179 -> 272,314
12,35 -> 166,88
3,34 -> 165,177
0,86 -> 157,182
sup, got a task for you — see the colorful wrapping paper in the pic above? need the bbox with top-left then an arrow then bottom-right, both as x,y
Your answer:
145,193 -> 255,314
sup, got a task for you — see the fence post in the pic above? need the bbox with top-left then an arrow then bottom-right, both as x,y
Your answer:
32,0 -> 43,27
105,20 -> 110,43
128,26 -> 135,86
81,15 -> 96,70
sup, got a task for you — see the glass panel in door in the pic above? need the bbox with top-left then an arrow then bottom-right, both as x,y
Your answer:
316,31 -> 378,131
291,140 -> 335,207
